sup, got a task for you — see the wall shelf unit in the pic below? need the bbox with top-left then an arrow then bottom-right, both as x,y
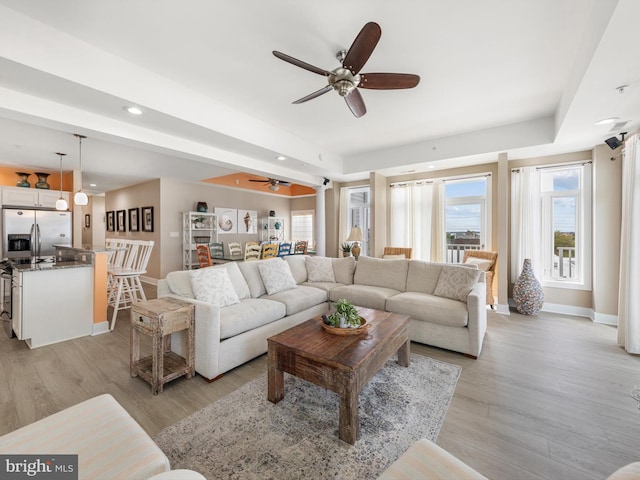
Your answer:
260,217 -> 285,242
182,212 -> 217,270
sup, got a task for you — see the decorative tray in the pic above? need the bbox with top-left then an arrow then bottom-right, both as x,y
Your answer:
321,317 -> 369,336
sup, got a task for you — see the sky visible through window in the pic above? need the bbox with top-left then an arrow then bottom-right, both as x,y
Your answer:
543,168 -> 578,233
445,180 -> 485,232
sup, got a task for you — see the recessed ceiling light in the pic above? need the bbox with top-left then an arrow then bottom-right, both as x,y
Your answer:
427,165 -> 435,169
124,106 -> 143,115
276,155 -> 286,161
89,183 -> 97,187
595,117 -> 618,125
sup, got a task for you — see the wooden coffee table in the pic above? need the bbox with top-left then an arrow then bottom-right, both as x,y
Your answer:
267,307 -> 410,444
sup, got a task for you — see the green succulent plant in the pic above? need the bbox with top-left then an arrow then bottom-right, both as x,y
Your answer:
328,299 -> 361,327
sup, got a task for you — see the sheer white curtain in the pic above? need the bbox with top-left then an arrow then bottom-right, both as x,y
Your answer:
390,182 -> 433,260
431,180 -> 446,262
618,134 -> 640,354
338,187 -> 349,256
511,166 -> 542,279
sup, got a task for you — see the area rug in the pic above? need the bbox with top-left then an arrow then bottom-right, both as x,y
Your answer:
154,354 -> 461,479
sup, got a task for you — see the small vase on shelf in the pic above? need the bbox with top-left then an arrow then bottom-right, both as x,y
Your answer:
16,172 -> 31,188
34,172 -> 51,189
512,258 -> 544,315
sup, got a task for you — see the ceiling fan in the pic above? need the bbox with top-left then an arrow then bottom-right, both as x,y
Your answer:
249,177 -> 292,192
273,21 -> 420,118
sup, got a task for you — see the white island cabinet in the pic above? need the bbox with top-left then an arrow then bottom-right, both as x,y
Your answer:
12,264 -> 93,348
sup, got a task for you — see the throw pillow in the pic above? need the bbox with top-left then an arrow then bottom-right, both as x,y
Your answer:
464,257 -> 494,272
433,265 -> 481,303
332,256 -> 355,284
213,262 -> 251,299
190,267 -> 240,307
306,256 -> 336,283
257,258 -> 297,295
382,254 -> 406,259
165,271 -> 194,298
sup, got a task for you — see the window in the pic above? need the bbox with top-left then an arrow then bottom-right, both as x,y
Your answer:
290,210 -> 314,244
445,177 -> 490,263
347,187 -> 370,256
539,164 -> 591,287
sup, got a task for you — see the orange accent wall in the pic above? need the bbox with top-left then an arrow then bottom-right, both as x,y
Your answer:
0,166 -> 74,191
93,252 -> 108,324
203,173 -> 316,196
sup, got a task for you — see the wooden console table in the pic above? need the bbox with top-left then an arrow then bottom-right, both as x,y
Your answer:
130,297 -> 195,394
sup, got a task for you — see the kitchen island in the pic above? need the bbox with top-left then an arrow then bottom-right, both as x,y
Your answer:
11,259 -> 94,348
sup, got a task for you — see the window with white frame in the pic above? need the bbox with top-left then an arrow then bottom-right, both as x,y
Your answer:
445,177 -> 490,263
348,187 -> 370,256
290,210 -> 314,244
539,164 -> 592,287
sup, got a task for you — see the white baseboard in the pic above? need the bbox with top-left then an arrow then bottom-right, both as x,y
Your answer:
495,304 -> 510,315
593,311 -> 618,326
92,321 -> 110,336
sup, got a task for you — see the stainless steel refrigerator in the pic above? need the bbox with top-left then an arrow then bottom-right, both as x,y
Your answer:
2,207 -> 72,261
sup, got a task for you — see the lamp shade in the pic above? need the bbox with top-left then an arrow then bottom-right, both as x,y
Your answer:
55,197 -> 68,211
74,191 -> 88,205
347,226 -> 363,242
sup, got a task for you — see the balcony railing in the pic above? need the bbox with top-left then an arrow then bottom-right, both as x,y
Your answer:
555,247 -> 576,279
446,244 -> 483,263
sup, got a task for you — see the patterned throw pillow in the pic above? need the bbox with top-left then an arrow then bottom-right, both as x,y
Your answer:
306,256 -> 336,283
190,267 -> 240,307
433,265 -> 480,303
257,258 -> 297,295
464,257 -> 493,272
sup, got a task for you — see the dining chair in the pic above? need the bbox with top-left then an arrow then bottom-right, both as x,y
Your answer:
244,242 -> 261,261
228,242 -> 242,257
196,244 -> 213,268
261,243 -> 278,259
209,242 -> 225,259
293,240 -> 308,255
277,242 -> 292,257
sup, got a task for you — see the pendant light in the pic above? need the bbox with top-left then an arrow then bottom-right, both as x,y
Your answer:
55,152 -> 68,211
73,133 -> 88,205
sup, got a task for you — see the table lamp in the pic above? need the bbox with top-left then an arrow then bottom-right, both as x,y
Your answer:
347,226 -> 364,260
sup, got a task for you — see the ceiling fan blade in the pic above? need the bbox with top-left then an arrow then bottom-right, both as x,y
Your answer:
278,181 -> 292,187
342,22 -> 381,74
273,51 -> 331,76
292,85 -> 332,104
344,89 -> 367,118
249,179 -> 270,183
359,73 -> 420,90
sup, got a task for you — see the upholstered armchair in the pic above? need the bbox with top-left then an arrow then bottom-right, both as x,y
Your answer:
463,250 -> 497,306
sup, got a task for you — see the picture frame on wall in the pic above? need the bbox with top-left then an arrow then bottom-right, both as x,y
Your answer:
142,206 -> 154,232
117,210 -> 126,232
128,208 -> 139,232
84,214 -> 91,228
106,211 -> 115,232
237,209 -> 257,234
215,207 -> 238,234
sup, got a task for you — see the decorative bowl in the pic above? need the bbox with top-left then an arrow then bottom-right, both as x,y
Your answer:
320,317 -> 369,336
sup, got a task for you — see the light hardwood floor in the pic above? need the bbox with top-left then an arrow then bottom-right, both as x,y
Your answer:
1,287 -> 639,480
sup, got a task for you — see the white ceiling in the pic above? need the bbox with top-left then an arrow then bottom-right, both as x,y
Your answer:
0,0 -> 638,194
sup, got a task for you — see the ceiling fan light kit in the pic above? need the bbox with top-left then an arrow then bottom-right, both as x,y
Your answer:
249,177 -> 292,193
273,21 -> 420,118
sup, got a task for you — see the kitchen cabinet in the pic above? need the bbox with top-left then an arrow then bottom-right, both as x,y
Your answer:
1,187 -> 71,208
261,217 -> 285,242
182,212 -> 218,270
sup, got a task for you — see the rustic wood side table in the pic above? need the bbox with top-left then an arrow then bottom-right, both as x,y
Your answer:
130,297 -> 195,394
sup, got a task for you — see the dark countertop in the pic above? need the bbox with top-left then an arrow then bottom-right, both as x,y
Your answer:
9,259 -> 93,272
54,244 -> 111,253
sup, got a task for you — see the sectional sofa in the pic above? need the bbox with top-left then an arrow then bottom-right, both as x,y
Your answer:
157,255 -> 487,381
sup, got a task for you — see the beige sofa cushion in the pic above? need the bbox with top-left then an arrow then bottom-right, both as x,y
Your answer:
283,255 -> 308,284
405,261 -> 443,294
332,256 -> 356,284
257,258 -> 297,295
353,256 -> 409,291
306,256 -> 336,282
263,285 -> 328,316
219,298 -> 286,339
607,462 -> 640,480
386,292 -> 469,327
166,270 -> 195,298
329,284 -> 401,311
303,281 -> 345,294
238,261 -> 267,298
